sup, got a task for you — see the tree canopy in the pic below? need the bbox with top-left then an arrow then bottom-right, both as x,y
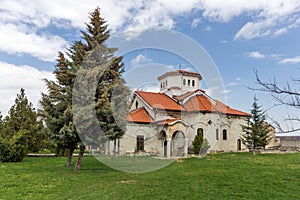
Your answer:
40,8 -> 129,170
0,88 -> 45,162
241,97 -> 272,155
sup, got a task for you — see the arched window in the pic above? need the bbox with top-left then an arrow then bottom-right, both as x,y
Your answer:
197,128 -> 204,137
183,79 -> 186,85
188,79 -> 191,86
216,129 -> 219,140
135,101 -> 138,109
222,129 -> 227,140
192,80 -> 195,87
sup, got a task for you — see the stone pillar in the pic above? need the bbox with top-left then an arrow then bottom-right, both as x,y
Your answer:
105,141 -> 110,155
184,138 -> 189,157
166,138 -> 171,158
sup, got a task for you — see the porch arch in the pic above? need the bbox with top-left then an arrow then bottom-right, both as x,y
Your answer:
171,131 -> 185,157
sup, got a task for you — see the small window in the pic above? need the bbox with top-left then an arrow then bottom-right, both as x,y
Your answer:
183,79 -> 186,85
188,79 -> 191,86
223,129 -> 227,140
216,129 -> 219,140
137,135 -> 144,151
192,80 -> 195,87
165,81 -> 167,87
135,101 -> 138,109
197,128 -> 203,137
161,83 -> 162,88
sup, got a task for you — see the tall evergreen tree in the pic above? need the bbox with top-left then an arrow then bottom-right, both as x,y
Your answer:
0,88 -> 45,162
41,8 -> 129,170
5,88 -> 44,153
241,97 -> 271,155
41,46 -> 83,166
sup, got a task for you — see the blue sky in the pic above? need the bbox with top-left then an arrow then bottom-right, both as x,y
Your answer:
0,0 -> 299,130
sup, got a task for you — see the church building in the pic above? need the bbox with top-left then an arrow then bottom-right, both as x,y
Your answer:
118,70 -> 251,157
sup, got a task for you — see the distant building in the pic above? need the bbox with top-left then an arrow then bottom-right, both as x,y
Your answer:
265,123 -> 280,149
277,132 -> 300,148
108,70 -> 252,157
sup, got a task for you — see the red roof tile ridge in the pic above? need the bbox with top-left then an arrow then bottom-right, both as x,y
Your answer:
136,90 -> 186,111
173,89 -> 199,101
127,107 -> 154,123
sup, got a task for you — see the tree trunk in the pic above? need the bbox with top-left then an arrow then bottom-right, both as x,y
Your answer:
66,146 -> 75,167
74,145 -> 85,171
117,139 -> 120,155
113,139 -> 116,155
107,141 -> 110,155
253,146 -> 256,156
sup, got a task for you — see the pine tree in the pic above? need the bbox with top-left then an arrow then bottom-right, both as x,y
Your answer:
6,89 -> 45,152
41,8 -> 129,170
41,48 -> 83,166
0,89 -> 45,162
192,129 -> 204,155
241,97 -> 271,155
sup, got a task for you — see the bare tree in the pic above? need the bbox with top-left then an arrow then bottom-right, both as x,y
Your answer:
251,69 -> 300,133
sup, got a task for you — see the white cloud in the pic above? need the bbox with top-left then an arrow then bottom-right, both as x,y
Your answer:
130,54 -> 152,67
230,1 -> 300,39
0,0 -> 299,62
165,65 -> 175,70
270,54 -> 284,60
246,51 -> 265,59
226,82 -> 238,87
0,0 -> 204,60
0,61 -> 55,115
279,56 -> 300,64
191,18 -> 202,29
197,0 -> 300,39
0,22 -> 68,62
205,26 -> 212,31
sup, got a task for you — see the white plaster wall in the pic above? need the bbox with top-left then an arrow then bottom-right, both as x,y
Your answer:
160,75 -> 200,94
119,123 -> 163,156
184,112 -> 248,152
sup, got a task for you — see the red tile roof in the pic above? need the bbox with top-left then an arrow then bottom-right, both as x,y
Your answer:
173,89 -> 205,101
215,100 -> 251,116
175,70 -> 200,76
158,70 -> 202,80
136,91 -> 185,111
157,118 -> 181,125
184,95 -> 251,116
127,107 -> 153,123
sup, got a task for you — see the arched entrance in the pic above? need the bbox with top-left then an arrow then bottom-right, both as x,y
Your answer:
171,131 -> 185,156
158,130 -> 167,157
237,139 -> 241,150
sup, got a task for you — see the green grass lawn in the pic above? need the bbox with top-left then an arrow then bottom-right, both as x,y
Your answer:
1,153 -> 300,199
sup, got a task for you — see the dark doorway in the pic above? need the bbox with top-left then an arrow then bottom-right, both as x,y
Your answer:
237,139 -> 241,150
164,140 -> 167,157
136,135 -> 144,151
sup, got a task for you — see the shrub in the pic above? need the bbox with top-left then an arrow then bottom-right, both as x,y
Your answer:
192,133 -> 203,155
0,130 -> 28,162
